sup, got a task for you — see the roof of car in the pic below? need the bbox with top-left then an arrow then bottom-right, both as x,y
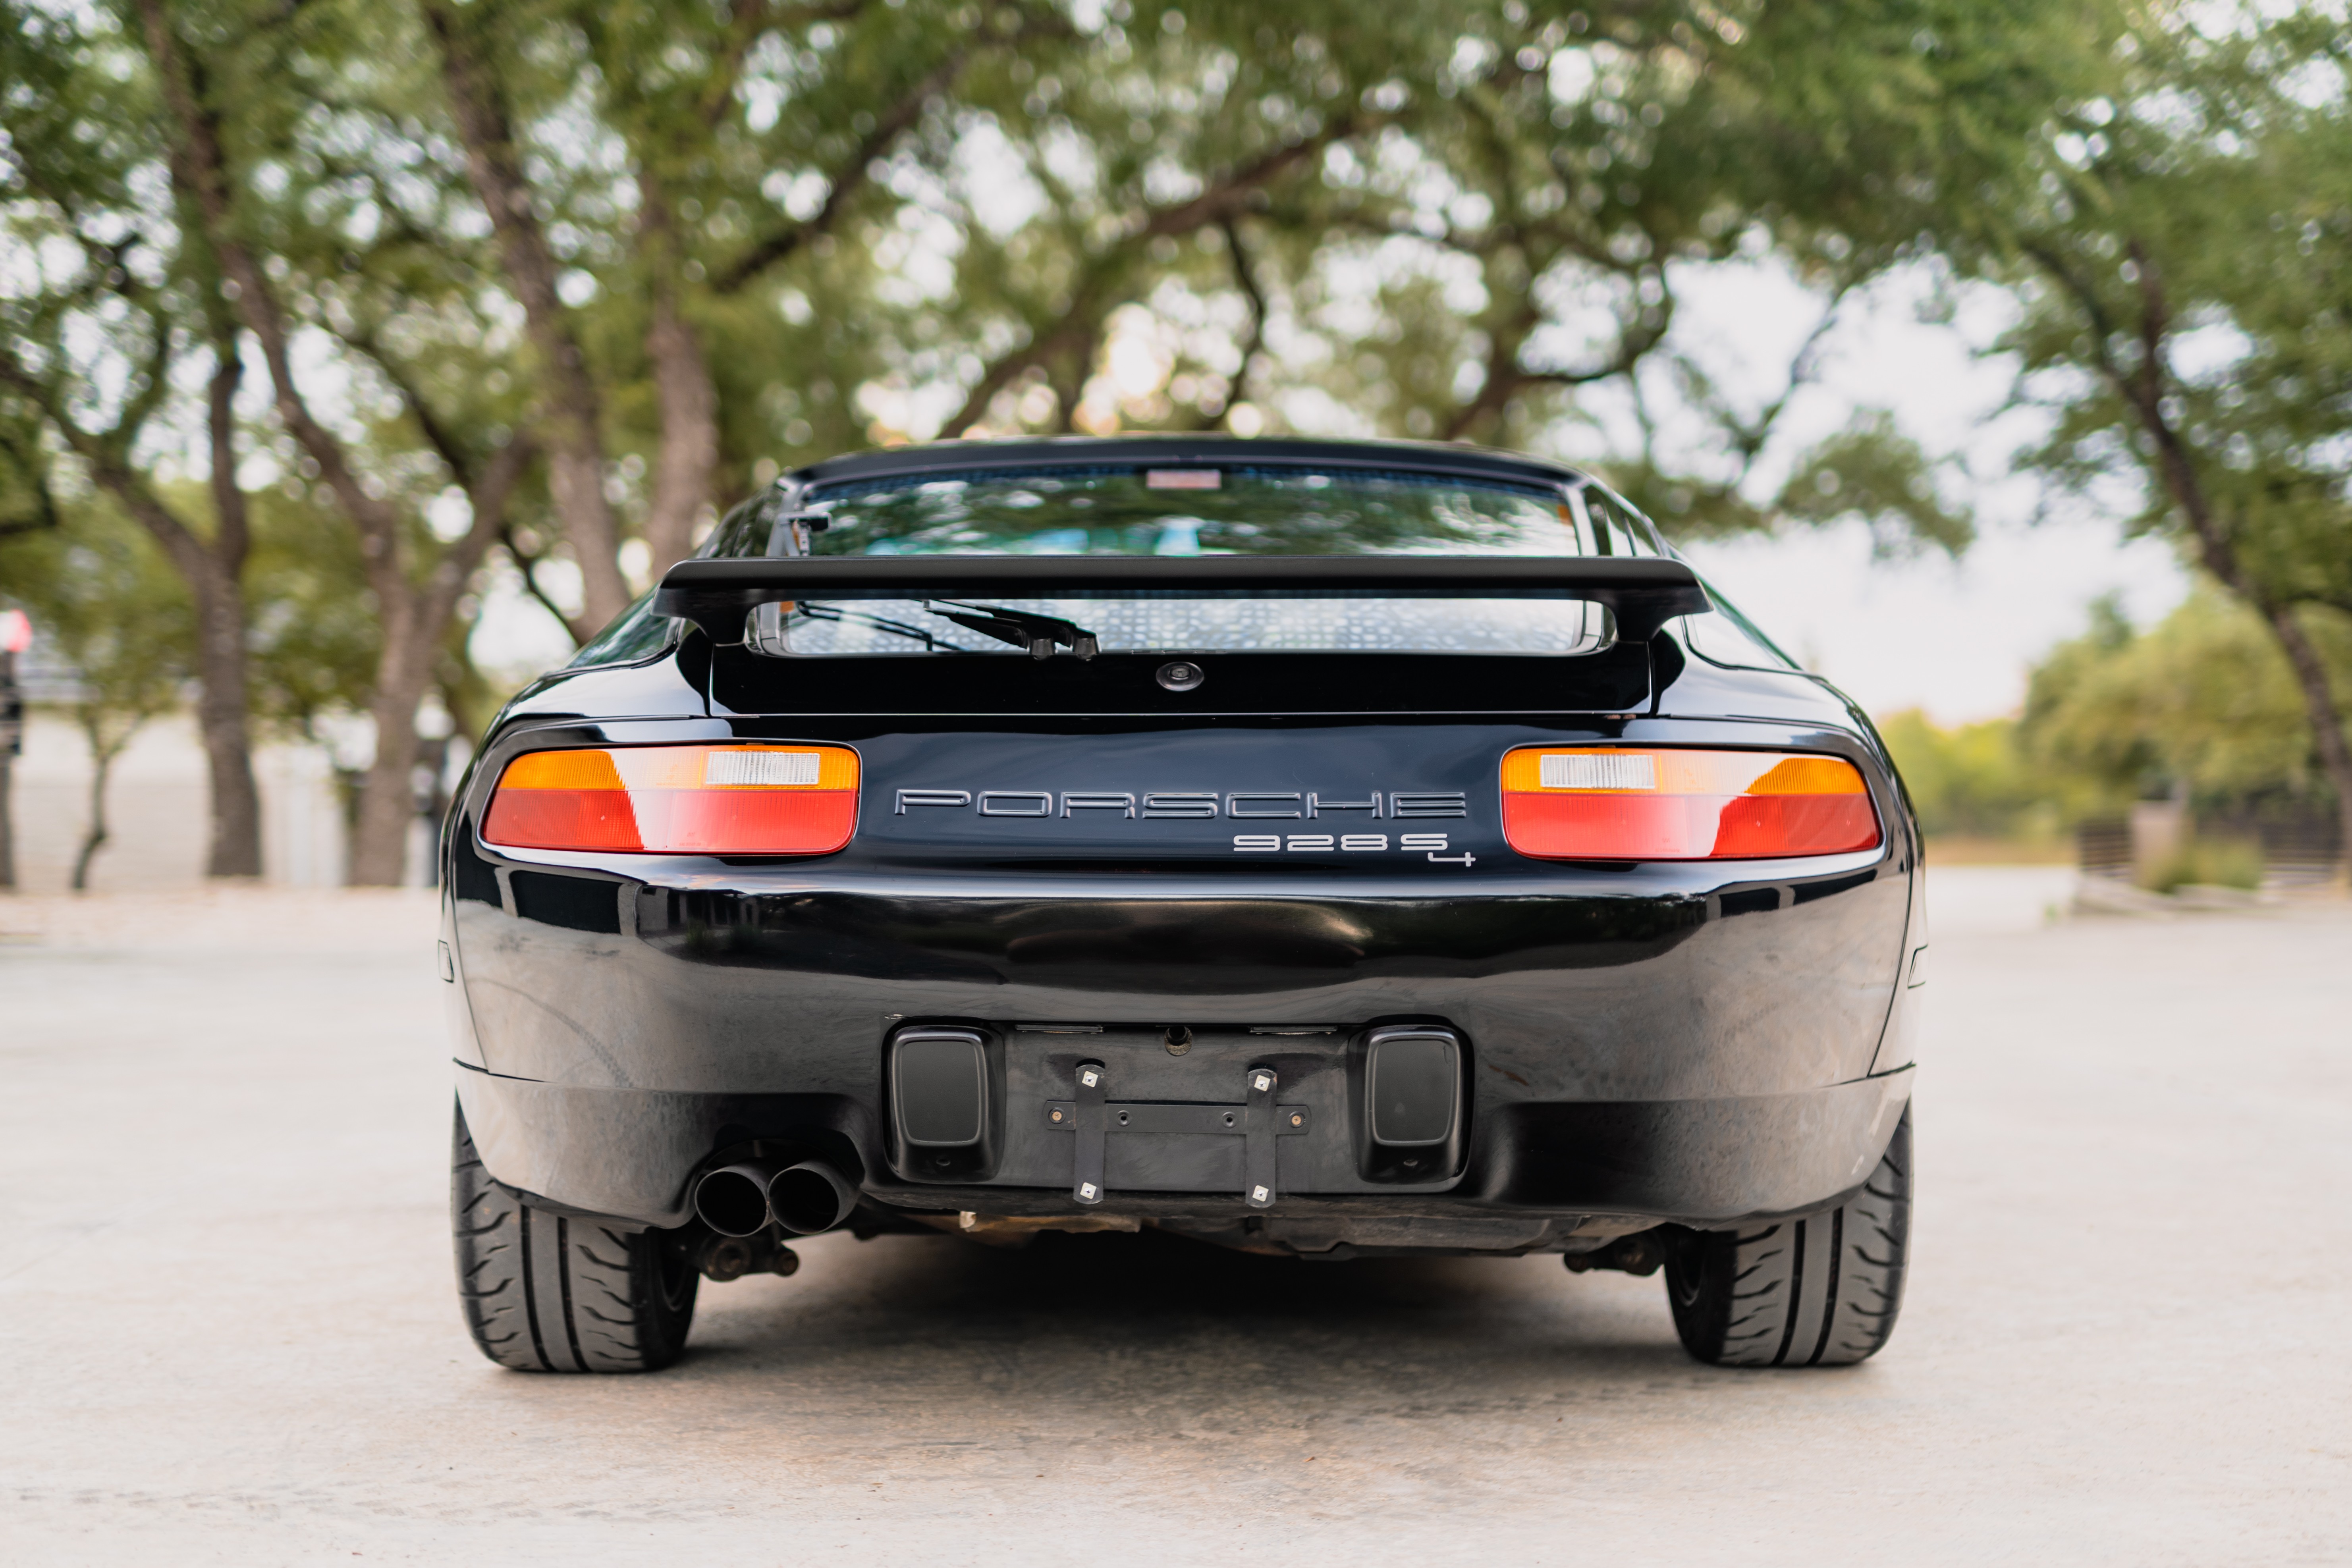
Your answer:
792,434 -> 1590,492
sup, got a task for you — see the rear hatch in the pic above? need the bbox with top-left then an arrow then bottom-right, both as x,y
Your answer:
681,551 -> 1704,871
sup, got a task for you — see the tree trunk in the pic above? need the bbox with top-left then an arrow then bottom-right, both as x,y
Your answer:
2258,601 -> 2352,881
638,173 -> 718,575
0,745 -> 14,891
342,440 -> 534,886
2140,410 -> 2352,880
195,335 -> 261,877
2113,249 -> 2352,883
71,726 -> 122,893
134,0 -> 516,887
425,0 -> 631,635
187,559 -> 262,877
644,261 -> 718,575
0,647 -> 15,888
348,667 -> 427,887
45,466 -> 261,883
347,573 -> 431,887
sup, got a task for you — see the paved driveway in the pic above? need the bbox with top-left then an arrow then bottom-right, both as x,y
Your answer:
2,872 -> 2345,1564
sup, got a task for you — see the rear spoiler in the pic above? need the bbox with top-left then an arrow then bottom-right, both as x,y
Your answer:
653,555 -> 1711,646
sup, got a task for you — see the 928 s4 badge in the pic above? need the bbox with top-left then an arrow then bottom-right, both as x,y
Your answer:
890,786 -> 1477,865
1231,832 -> 1473,866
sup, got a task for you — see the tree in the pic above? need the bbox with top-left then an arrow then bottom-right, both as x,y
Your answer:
843,1 -> 2045,553
2021,590 -> 2352,823
1955,9 -> 2352,861
0,0 -> 266,877
1875,708 -> 2047,840
0,399 -> 55,890
128,0 -> 537,884
0,504 -> 195,890
8,0 -> 2155,894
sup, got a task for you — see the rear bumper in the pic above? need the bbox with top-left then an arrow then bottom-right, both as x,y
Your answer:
456,1060 -> 1913,1232
446,849 -> 1917,1234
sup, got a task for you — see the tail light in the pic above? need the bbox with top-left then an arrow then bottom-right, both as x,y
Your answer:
1501,746 -> 1879,860
482,744 -> 859,855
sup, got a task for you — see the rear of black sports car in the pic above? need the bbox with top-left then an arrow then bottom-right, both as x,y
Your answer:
440,437 -> 1922,1372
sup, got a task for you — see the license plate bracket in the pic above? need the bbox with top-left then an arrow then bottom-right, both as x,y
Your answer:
1047,1061 -> 1309,1208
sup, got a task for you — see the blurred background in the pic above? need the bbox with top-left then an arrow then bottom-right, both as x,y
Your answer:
0,0 -> 2345,899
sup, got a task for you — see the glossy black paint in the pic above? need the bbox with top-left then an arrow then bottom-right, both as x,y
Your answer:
706,644 -> 1659,717
656,553 -> 1711,645
446,694 -> 1919,1234
443,438 -> 1922,1250
794,431 -> 1615,493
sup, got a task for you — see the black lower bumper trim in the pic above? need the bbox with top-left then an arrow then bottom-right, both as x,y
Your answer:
456,1060 -> 1910,1232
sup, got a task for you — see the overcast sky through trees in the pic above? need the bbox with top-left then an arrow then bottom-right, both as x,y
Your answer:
458,248 -> 2189,723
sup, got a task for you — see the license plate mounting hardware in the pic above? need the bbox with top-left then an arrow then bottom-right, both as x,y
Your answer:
1048,1063 -> 1307,1209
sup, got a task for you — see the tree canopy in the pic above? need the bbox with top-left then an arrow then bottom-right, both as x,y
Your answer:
3,0 -> 2345,879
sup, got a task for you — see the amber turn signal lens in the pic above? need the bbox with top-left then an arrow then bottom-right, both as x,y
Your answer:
1500,746 -> 1879,860
483,744 -> 859,855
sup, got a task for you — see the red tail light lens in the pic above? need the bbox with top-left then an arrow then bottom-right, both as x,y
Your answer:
1501,747 -> 1880,860
483,744 -> 859,855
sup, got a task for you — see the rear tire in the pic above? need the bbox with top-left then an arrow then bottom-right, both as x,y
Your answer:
451,1103 -> 699,1372
1665,1103 -> 1910,1367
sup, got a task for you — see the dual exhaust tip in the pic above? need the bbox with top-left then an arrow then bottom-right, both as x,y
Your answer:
693,1159 -> 858,1238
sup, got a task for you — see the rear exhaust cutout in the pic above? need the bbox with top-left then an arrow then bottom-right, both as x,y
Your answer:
693,1161 -> 780,1237
767,1160 -> 858,1235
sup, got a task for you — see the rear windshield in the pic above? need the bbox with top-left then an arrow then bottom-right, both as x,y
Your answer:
708,464 -> 1665,558
704,462 -> 1667,658
809,465 -> 1652,556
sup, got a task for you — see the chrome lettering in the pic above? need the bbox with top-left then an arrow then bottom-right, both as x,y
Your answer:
1141,792 -> 1219,819
1227,792 -> 1304,818
895,789 -> 971,814
978,791 -> 1053,817
1061,792 -> 1137,818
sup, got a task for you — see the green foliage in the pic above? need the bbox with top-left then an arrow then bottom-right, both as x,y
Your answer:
1882,588 -> 2351,844
1774,412 -> 1975,558
240,488 -> 378,739
0,396 -> 60,542
2144,835 -> 2265,895
1986,13 -> 2352,588
2021,591 -> 2351,816
0,497 -> 199,887
1909,6 -> 2352,845
1876,708 -> 2045,839
28,0 -> 2349,845
0,501 -> 193,721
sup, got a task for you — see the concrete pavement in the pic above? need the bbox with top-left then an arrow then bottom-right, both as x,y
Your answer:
1,872 -> 2346,1564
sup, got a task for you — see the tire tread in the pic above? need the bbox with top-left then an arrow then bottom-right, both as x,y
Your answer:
1666,1104 -> 1911,1368
450,1103 -> 697,1373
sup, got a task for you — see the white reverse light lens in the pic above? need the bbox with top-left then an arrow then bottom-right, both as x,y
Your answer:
1540,752 -> 1657,791
704,750 -> 821,787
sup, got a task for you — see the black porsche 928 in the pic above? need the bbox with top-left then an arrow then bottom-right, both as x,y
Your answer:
440,435 -> 1921,1373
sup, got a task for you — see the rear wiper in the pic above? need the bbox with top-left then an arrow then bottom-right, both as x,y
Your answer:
795,602 -> 958,652
922,600 -> 1100,661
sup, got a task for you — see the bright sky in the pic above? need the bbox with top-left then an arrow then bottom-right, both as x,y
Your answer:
469,255 -> 2190,726
1652,261 -> 2188,724
1684,515 -> 2185,725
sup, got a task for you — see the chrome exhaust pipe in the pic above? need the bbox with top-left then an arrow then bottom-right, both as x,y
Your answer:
766,1160 -> 858,1235
693,1161 -> 781,1237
